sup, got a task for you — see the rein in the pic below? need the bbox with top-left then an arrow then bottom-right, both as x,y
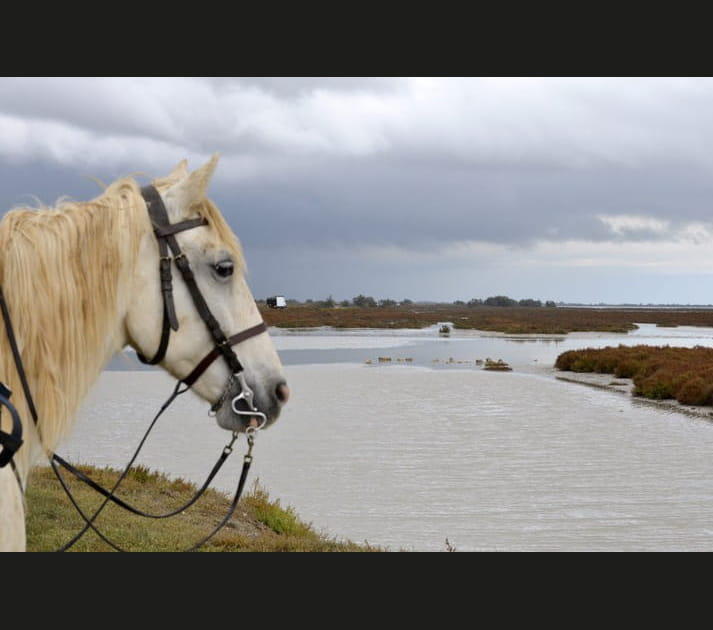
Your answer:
0,184 -> 269,551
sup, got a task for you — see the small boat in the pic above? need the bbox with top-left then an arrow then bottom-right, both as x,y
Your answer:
483,358 -> 512,371
439,324 -> 451,336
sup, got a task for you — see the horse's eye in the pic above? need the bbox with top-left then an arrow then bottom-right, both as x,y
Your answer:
214,260 -> 234,278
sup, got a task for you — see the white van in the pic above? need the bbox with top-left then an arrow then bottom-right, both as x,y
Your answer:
266,296 -> 287,309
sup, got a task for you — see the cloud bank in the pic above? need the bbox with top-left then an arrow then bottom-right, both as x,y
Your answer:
2,76 -> 713,303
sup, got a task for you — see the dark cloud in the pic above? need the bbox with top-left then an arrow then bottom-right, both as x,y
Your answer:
4,77 -> 713,303
210,157 -> 713,252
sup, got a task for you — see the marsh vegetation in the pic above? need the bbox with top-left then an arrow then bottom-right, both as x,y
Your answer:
260,303 -> 713,335
556,344 -> 713,407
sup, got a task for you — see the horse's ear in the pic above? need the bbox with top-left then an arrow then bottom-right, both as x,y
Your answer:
164,153 -> 220,213
188,153 -> 220,199
168,159 -> 189,180
151,158 -> 190,189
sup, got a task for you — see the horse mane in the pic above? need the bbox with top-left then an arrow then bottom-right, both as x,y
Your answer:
0,178 -> 149,475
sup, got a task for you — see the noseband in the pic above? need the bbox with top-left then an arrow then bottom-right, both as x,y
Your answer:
137,185 -> 268,422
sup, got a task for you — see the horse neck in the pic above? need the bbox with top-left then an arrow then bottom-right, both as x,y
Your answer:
0,181 -> 147,478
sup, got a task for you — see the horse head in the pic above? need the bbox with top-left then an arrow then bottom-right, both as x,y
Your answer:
125,154 -> 289,432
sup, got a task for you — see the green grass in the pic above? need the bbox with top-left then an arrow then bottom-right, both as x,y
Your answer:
25,464 -> 382,552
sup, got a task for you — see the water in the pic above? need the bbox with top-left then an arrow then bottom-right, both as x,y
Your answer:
64,322 -> 713,551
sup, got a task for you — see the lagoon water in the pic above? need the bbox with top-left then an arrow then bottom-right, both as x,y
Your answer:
63,322 -> 713,551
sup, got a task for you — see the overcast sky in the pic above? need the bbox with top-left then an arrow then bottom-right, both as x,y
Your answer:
2,76 -> 713,304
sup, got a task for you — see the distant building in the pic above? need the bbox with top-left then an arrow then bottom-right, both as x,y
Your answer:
267,296 -> 287,309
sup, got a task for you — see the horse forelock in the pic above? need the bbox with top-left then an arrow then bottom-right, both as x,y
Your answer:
192,197 -> 247,274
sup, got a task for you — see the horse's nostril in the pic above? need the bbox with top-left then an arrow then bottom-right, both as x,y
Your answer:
275,382 -> 290,405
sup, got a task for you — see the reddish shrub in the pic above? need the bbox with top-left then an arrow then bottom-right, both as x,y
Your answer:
558,345 -> 713,407
676,377 -> 713,406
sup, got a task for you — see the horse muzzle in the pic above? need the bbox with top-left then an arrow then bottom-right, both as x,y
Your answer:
214,372 -> 289,432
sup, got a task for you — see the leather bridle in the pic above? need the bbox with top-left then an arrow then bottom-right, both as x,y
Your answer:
137,185 -> 268,420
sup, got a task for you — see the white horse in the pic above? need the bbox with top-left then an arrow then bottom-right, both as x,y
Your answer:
0,154 -> 289,551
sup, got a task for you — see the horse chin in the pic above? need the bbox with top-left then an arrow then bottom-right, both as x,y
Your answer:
215,403 -> 254,433
214,397 -> 274,433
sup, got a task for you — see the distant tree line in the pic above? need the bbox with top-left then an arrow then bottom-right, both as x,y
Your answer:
462,296 -> 557,308
261,294 -> 556,308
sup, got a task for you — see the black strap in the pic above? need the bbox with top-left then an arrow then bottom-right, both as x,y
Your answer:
51,441 -> 232,519
182,322 -> 268,387
136,185 -> 208,365
0,382 -> 23,468
153,218 -> 207,238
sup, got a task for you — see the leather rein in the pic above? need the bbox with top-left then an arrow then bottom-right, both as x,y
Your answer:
0,184 -> 269,551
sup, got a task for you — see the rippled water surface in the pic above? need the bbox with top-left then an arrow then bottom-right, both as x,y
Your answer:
65,323 -> 713,551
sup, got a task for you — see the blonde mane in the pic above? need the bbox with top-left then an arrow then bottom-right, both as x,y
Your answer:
0,178 -> 150,476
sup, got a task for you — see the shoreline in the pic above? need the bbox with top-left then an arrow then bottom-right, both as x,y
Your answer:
554,370 -> 713,421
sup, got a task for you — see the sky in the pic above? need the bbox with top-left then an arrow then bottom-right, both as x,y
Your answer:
2,76 -> 713,305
